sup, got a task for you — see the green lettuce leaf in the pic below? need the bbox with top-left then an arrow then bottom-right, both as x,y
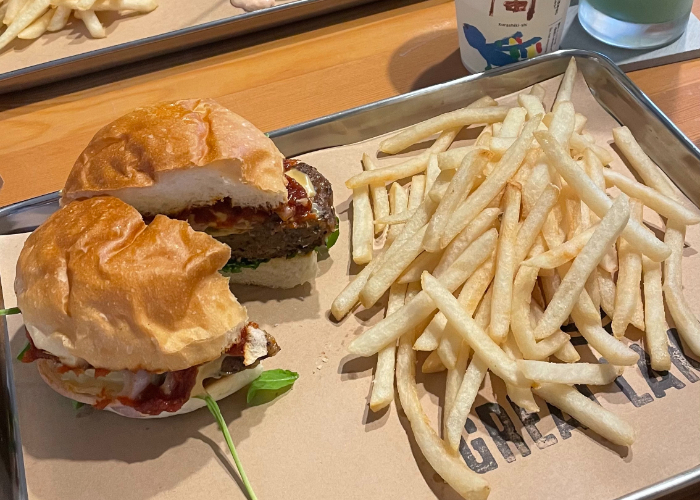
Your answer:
247,369 -> 299,405
0,307 -> 21,316
324,217 -> 340,249
221,258 -> 270,274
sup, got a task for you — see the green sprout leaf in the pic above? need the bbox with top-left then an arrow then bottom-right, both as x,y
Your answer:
16,342 -> 30,362
324,217 -> 340,249
0,307 -> 21,316
221,258 -> 270,274
247,369 -> 299,405
71,400 -> 85,410
198,394 -> 258,500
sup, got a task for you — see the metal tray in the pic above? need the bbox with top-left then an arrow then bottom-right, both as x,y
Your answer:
1,48 -> 699,500
0,0 -> 374,95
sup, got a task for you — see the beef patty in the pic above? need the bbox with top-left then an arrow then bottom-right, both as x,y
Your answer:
215,160 -> 336,261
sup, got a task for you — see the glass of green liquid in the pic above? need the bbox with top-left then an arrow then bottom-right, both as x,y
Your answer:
579,0 -> 693,49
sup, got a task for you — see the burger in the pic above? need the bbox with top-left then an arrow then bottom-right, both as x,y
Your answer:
15,196 -> 279,418
61,99 -> 338,289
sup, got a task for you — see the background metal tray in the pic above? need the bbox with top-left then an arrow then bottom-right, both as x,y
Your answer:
0,0 -> 375,95
1,49 -> 699,500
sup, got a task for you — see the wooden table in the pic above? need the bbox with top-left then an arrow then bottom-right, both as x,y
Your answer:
0,1 -> 699,498
0,0 -> 699,208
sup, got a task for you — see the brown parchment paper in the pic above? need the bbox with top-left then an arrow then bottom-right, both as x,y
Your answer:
1,72 -> 699,500
0,0 -> 294,77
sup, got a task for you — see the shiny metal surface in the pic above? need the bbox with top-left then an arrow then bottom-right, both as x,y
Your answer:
0,0 -> 374,95
0,300 -> 27,500
1,49 -> 699,500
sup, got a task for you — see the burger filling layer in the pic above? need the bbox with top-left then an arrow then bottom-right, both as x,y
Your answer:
20,322 -> 279,415
169,160 -> 337,267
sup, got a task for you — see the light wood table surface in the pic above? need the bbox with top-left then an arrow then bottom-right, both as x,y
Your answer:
0,1 -> 699,498
0,0 -> 699,207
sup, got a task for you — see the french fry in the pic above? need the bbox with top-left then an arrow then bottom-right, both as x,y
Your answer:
375,209 -> 414,227
421,272 -> 529,387
346,152 -> 430,190
46,4 -> 70,31
521,162 -> 550,215
3,0 -> 27,24
348,229 -> 498,356
663,221 -> 700,356
424,149 -> 491,252
360,225 -> 428,307
554,57 -> 577,105
529,83 -> 546,101
521,224 -> 597,269
612,126 -> 677,197
386,183 -> 409,244
612,199 -> 644,338
408,175 -> 426,210
490,183 -> 521,342
444,344 -> 470,436
603,169 -> 700,225
415,251 -> 495,352
436,147 -> 479,170
362,153 -> 391,234
74,9 -> 105,38
570,132 -> 613,165
574,113 -> 587,134
642,256 -> 671,371
369,282 -> 406,411
432,207 -> 500,278
502,335 -> 539,413
512,264 -> 571,360
424,154 -> 440,200
395,328 -> 491,500
378,104 -> 505,155
518,360 -> 619,385
535,130 -> 670,261
496,107 -> 527,137
514,184 -> 561,264
442,114 -> 543,248
518,94 -> 545,120
331,253 -> 383,320
352,185 -> 373,265
561,263 -> 639,366
548,100 -> 575,151
437,252 -> 496,368
17,6 -> 52,38
422,350 -> 446,373
398,250 -> 442,284
584,149 -> 618,273
475,125 -> 493,147
445,355 -> 488,451
533,194 -> 630,341
533,383 -> 635,446
0,0 -> 50,50
598,268 -> 616,319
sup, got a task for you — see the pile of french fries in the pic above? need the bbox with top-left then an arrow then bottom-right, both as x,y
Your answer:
0,0 -> 157,51
332,58 -> 700,500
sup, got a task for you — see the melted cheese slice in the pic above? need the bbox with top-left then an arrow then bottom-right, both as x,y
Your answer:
285,169 -> 316,198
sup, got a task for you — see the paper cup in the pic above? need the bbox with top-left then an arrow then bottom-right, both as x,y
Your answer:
455,0 -> 568,74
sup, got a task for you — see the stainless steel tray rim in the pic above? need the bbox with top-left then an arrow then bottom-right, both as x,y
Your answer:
2,49 -> 699,500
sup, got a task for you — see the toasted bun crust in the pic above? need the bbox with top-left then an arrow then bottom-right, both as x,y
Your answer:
16,197 -> 248,372
36,359 -> 264,419
62,99 -> 287,214
224,251 -> 318,289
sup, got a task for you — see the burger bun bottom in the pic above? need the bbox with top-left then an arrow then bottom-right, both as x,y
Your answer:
37,359 -> 264,419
